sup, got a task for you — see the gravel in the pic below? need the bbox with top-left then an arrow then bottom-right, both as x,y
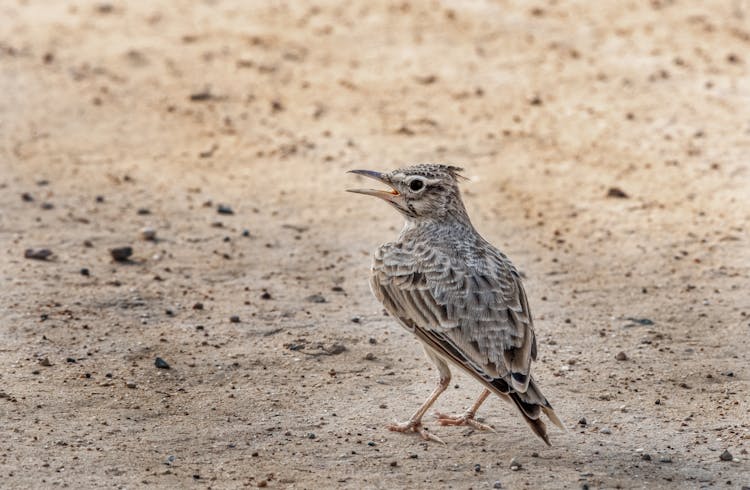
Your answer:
25,248 -> 53,260
110,246 -> 133,262
154,357 -> 170,369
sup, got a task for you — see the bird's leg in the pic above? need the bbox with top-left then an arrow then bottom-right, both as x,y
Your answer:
387,374 -> 450,444
435,388 -> 495,432
388,352 -> 451,443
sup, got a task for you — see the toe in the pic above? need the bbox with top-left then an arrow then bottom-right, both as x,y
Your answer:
418,427 -> 446,444
466,419 -> 496,432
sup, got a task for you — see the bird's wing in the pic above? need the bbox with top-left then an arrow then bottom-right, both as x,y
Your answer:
371,243 -> 537,393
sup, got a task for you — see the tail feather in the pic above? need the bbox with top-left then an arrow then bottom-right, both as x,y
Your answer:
523,377 -> 565,430
509,393 -> 551,445
542,406 -> 564,429
488,376 -> 563,444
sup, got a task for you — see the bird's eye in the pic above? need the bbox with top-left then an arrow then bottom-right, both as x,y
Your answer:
409,179 -> 424,192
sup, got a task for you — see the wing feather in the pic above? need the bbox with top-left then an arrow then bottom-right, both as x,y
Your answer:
372,243 -> 536,392
371,240 -> 563,442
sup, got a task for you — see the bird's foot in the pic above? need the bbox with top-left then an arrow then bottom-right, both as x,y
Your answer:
387,419 -> 445,444
435,411 -> 495,432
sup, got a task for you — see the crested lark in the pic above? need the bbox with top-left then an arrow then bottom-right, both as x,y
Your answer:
348,164 -> 563,445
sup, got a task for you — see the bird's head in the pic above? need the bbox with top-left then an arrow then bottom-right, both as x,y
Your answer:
347,164 -> 468,222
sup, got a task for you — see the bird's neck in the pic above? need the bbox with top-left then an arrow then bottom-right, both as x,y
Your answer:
398,214 -> 477,242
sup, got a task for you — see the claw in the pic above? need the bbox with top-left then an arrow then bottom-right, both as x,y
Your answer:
387,420 -> 446,444
434,412 -> 496,432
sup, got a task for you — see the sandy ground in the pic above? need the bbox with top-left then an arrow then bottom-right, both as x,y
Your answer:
1,1 -> 749,488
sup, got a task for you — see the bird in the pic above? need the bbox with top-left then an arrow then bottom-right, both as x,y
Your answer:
347,164 -> 563,445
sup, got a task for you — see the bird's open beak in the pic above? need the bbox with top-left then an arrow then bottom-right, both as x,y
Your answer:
346,169 -> 400,202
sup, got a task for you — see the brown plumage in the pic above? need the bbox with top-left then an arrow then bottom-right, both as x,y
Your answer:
348,164 -> 563,444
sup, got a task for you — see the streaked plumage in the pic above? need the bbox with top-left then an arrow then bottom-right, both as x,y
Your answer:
348,164 -> 563,444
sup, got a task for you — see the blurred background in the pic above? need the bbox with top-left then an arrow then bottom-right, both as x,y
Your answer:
1,1 -> 748,488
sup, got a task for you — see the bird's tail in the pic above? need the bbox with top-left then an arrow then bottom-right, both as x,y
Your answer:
491,377 -> 564,446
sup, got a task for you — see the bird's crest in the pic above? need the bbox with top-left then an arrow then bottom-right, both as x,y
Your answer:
398,164 -> 467,182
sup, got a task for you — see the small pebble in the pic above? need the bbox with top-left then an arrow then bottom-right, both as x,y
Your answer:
126,381 -> 137,389
242,229 -> 251,237
154,357 -> 170,369
615,351 -> 628,361
390,461 -> 398,467
95,195 -> 105,203
625,317 -> 654,325
110,246 -> 133,262
25,248 -> 53,260
641,453 -> 652,461
307,433 -> 316,439
38,357 -> 52,367
607,187 -> 629,198
600,427 -> 612,434
367,441 -> 376,447
66,357 -> 76,363
719,449 -> 733,461
493,482 -> 503,489
474,463 -> 481,473
261,291 -> 272,300
193,302 -> 204,310
21,192 -> 34,202
306,294 -> 326,303
578,417 -> 587,426
351,317 -> 361,323
40,202 -> 54,210
217,204 -> 234,215
80,268 -> 90,276
257,481 -> 267,488
509,457 -> 521,470
137,208 -> 151,215
229,315 -> 240,323
364,353 -> 376,361
141,227 -> 157,241
659,455 -> 672,463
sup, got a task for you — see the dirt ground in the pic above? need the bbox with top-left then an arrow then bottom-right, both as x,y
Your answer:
1,1 -> 749,488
